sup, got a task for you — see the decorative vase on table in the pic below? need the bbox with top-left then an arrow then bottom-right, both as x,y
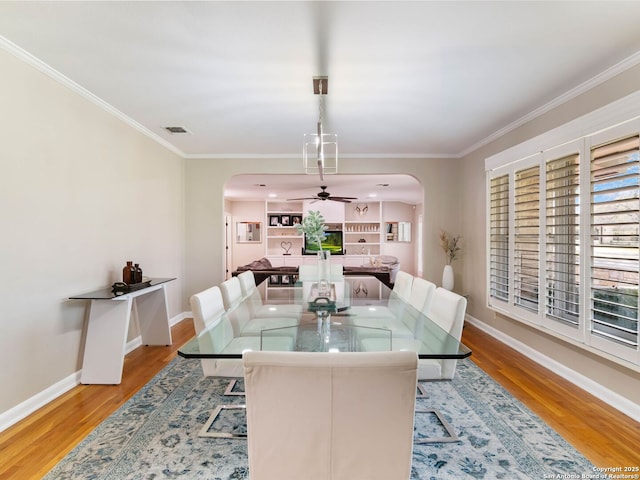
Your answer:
317,250 -> 331,296
442,264 -> 454,291
123,261 -> 135,284
134,263 -> 143,283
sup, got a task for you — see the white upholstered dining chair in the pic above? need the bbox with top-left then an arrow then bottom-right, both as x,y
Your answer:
358,285 -> 466,381
408,277 -> 436,314
219,276 -> 245,311
190,285 -> 293,378
418,287 -> 467,380
411,287 -> 468,443
190,285 -> 293,438
298,263 -> 344,282
236,270 -> 302,318
220,276 -> 299,337
190,286 -> 244,378
189,285 -> 246,436
392,270 -> 414,302
349,272 -> 417,340
243,350 -> 418,480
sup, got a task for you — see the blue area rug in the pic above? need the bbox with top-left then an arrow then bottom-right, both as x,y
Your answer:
44,358 -> 593,479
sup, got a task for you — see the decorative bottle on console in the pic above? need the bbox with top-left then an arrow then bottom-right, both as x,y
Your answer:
134,263 -> 143,283
123,261 -> 135,284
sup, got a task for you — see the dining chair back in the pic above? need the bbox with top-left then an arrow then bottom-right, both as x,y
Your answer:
420,287 -> 467,380
243,350 -> 418,480
392,270 -> 413,302
237,270 -> 258,297
220,276 -> 244,310
297,264 -> 316,280
190,286 -> 244,378
236,270 -> 302,320
331,263 -> 344,278
408,277 -> 436,314
190,285 -> 225,334
298,263 -> 344,281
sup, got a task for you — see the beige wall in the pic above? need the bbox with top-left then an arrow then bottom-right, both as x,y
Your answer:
460,64 -> 640,407
0,49 -> 185,416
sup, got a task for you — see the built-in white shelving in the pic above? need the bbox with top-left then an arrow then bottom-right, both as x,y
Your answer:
264,200 -> 394,262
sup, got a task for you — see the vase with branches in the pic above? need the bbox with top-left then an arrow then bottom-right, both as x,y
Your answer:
439,230 -> 461,265
439,230 -> 461,291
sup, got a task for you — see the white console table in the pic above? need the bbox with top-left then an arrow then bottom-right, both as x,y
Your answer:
70,278 -> 175,384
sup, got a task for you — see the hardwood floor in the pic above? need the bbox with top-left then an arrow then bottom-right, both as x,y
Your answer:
0,320 -> 639,479
462,323 -> 640,467
0,320 -> 196,480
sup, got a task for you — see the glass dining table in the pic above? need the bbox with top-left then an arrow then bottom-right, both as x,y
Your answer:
178,274 -> 471,361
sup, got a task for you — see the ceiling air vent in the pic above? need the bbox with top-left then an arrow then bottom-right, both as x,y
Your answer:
164,126 -> 191,134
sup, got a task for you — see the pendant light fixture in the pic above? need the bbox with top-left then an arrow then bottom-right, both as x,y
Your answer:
304,76 -> 338,181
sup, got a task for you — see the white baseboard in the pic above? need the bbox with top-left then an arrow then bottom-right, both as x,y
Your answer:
0,312 -> 190,433
466,315 -> 640,423
0,369 -> 81,433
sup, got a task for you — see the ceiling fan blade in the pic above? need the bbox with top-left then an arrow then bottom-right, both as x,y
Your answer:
286,196 -> 316,201
328,198 -> 353,203
329,196 -> 358,201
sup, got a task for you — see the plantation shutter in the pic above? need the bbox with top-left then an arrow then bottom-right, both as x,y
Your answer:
514,165 -> 540,313
590,135 -> 639,348
546,154 -> 580,326
489,174 -> 509,302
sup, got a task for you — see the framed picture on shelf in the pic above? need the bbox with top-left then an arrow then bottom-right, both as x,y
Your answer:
281,274 -> 291,285
269,275 -> 280,285
280,215 -> 291,226
269,215 -> 280,226
291,215 -> 302,225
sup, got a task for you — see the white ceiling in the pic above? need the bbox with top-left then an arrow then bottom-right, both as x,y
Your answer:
2,1 -> 640,202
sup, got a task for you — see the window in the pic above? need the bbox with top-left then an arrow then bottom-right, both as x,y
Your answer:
546,153 -> 580,327
514,166 -> 540,313
489,175 -> 509,303
590,136 -> 639,348
486,103 -> 640,367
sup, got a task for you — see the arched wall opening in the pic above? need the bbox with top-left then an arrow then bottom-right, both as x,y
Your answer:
223,173 -> 424,279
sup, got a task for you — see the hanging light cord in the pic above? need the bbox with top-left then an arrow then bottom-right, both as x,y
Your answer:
317,78 -> 325,180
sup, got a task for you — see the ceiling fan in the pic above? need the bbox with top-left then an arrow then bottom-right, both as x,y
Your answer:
287,186 -> 357,203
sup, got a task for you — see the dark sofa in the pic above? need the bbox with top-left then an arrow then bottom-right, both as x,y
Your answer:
232,257 -> 392,288
232,257 -> 299,286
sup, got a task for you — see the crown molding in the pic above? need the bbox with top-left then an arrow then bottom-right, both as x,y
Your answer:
184,152 -> 458,160
460,51 -> 640,158
0,35 -> 186,158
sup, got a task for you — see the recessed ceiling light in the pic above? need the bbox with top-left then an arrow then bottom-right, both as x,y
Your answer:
368,193 -> 378,198
268,193 -> 277,198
